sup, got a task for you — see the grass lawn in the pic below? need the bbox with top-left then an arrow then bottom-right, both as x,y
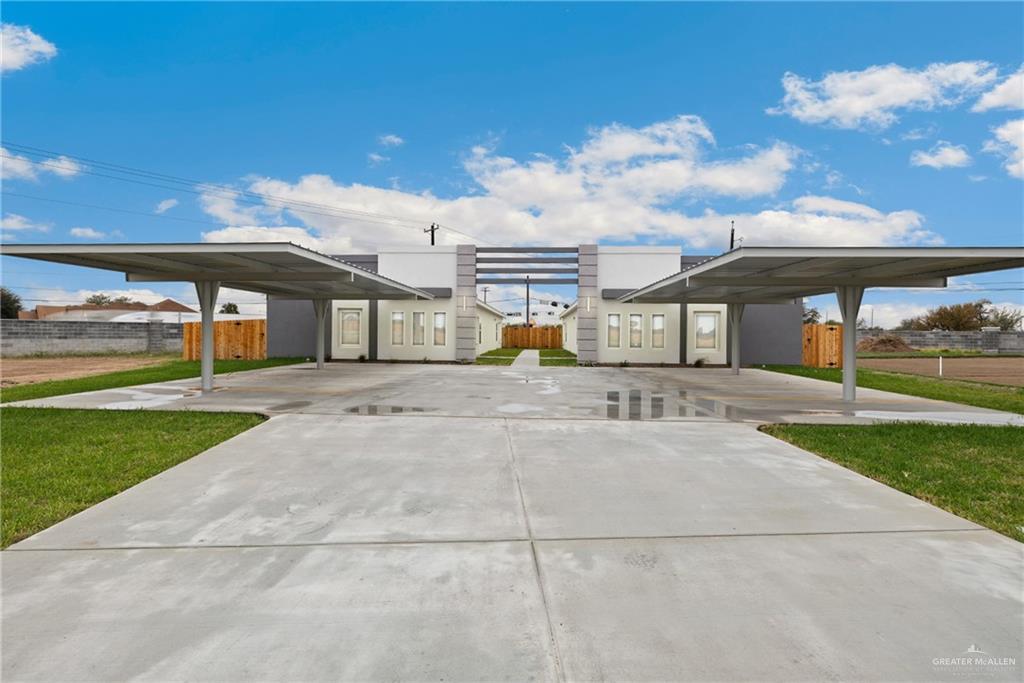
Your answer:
475,348 -> 523,365
540,348 -> 578,366
0,408 -> 265,547
761,365 -> 1024,415
1,357 -> 305,404
761,423 -> 1024,543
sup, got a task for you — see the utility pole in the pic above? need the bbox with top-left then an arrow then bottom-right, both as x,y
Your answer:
424,222 -> 439,246
481,286 -> 490,303
524,276 -> 532,327
729,220 -> 735,250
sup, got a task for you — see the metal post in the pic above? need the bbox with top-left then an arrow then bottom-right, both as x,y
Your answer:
195,280 -> 220,393
727,303 -> 745,375
835,286 -> 864,402
525,276 -> 530,326
312,299 -> 329,370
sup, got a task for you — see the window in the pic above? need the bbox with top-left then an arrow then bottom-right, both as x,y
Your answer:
607,313 -> 621,348
339,309 -> 361,345
629,314 -> 643,348
478,323 -> 482,343
391,311 -> 405,345
495,322 -> 500,341
412,312 -> 425,345
433,312 -> 447,345
651,314 -> 665,349
695,312 -> 719,349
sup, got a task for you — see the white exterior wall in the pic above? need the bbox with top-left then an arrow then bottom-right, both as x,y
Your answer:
476,306 -> 506,354
377,246 -> 459,361
596,247 -> 682,364
561,308 -> 578,354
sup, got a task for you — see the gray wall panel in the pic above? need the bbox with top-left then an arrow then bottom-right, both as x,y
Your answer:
739,303 -> 802,365
267,298 -> 332,359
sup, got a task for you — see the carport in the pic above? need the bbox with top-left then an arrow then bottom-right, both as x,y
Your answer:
620,246 -> 1024,401
0,242 -> 434,392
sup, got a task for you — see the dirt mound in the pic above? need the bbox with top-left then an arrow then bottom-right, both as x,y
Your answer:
857,335 -> 916,353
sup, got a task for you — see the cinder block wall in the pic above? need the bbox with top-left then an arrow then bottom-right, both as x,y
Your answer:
856,329 -> 1024,353
0,320 -> 183,356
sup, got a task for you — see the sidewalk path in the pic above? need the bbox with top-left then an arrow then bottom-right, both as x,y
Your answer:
511,349 -> 540,367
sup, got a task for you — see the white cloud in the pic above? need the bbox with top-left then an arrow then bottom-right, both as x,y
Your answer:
69,227 -> 106,239
197,188 -> 272,225
367,152 -> 389,166
972,67 -> 1024,112
769,61 -> 997,129
900,125 -> 938,141
0,213 -> 50,241
968,174 -> 987,182
196,114 -> 938,251
154,198 -> 179,214
982,119 -> 1024,178
378,134 -> 404,147
909,141 -> 972,169
0,146 -> 82,181
1,23 -> 57,73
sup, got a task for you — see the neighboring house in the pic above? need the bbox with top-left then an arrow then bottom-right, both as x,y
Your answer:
18,298 -> 196,322
267,244 -> 802,365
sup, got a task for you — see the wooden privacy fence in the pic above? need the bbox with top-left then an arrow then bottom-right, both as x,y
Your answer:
802,323 -> 842,368
183,319 -> 266,361
502,325 -> 563,349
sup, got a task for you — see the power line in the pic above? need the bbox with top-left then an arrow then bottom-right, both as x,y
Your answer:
2,142 -> 493,243
2,191 -> 231,228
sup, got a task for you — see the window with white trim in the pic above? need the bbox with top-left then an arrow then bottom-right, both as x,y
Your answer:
391,311 -> 405,345
607,313 -> 621,348
651,314 -> 665,349
695,312 -> 719,349
412,312 -> 425,345
339,309 -> 361,346
433,312 -> 447,345
629,313 -> 643,348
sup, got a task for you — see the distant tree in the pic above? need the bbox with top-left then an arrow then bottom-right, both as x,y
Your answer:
84,293 -> 113,306
1,287 -> 23,319
219,302 -> 240,314
984,304 -> 1024,331
903,300 -> 989,331
111,295 -> 135,305
802,306 -> 821,325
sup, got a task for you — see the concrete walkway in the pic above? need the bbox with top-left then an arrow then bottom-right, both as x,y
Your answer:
511,348 -> 540,367
3,374 -> 1022,680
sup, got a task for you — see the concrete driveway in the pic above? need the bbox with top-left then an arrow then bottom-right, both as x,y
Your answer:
3,364 -> 1022,681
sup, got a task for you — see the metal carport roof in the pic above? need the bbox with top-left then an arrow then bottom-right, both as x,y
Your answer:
618,246 -> 1024,401
0,242 -> 434,301
0,242 -> 436,391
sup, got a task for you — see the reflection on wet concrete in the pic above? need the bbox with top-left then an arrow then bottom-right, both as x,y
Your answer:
267,401 -> 313,412
345,404 -> 434,416
603,389 -> 792,422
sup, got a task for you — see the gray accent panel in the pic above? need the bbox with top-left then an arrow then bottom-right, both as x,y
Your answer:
476,246 -> 579,253
680,304 -> 687,365
368,300 -> 378,361
455,245 -> 478,362
739,303 -> 802,365
576,245 -> 599,363
267,297 -> 332,359
601,289 -> 632,299
420,288 -> 452,298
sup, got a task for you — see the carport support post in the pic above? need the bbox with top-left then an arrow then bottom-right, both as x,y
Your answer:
312,299 -> 329,370
835,285 -> 865,402
727,303 -> 745,375
195,280 -> 220,393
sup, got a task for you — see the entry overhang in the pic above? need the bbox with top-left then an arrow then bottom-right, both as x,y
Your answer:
0,242 -> 435,301
619,247 -> 1024,304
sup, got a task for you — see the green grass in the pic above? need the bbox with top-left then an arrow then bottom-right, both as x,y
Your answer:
761,365 -> 1024,415
0,408 -> 265,547
0,357 -> 305,404
540,348 -> 578,366
476,347 -> 523,365
761,423 -> 1024,542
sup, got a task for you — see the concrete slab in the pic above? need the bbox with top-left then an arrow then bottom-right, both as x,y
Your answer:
9,362 -> 1021,426
537,532 -> 1024,682
2,542 -> 558,682
12,414 -> 527,549
509,420 -> 980,539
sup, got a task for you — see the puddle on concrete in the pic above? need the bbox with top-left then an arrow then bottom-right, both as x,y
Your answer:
267,401 -> 313,412
602,389 -> 767,422
345,404 -> 434,416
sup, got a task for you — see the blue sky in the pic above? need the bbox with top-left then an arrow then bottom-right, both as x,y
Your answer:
1,2 -> 1021,324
